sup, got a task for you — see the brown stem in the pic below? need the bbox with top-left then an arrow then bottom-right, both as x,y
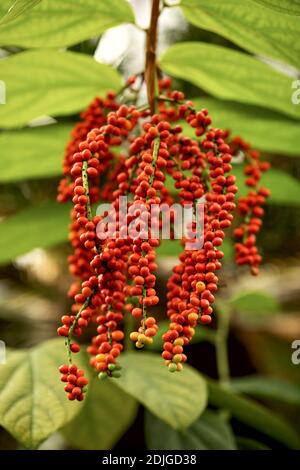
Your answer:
145,0 -> 160,114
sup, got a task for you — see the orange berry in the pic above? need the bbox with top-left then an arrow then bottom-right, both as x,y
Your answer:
111,330 -> 124,341
145,327 -> 157,337
145,317 -> 156,327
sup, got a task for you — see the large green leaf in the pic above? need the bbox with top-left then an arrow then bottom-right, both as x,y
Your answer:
0,339 -> 86,449
115,352 -> 207,429
0,0 -> 134,47
229,290 -> 280,314
62,378 -> 138,450
180,0 -> 300,69
166,166 -> 300,206
160,42 -> 300,120
0,50 -> 122,129
231,376 -> 300,405
0,123 -> 72,182
156,239 -> 183,257
236,436 -> 270,450
156,238 -> 233,259
250,0 -> 300,15
145,409 -> 236,450
0,201 -> 70,265
0,0 -> 41,24
233,167 -> 300,205
207,379 -> 300,448
186,98 -> 300,157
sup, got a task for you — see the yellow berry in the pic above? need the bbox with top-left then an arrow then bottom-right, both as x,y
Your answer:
188,312 -> 198,323
173,338 -> 184,346
173,354 -> 182,363
130,332 -> 139,342
137,334 -> 147,343
135,341 -> 144,349
176,363 -> 183,372
196,281 -> 206,293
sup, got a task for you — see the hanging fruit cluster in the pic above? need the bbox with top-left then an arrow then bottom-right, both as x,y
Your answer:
57,77 -> 270,400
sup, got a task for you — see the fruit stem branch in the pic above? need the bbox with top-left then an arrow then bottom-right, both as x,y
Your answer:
66,296 -> 91,363
157,95 -> 195,112
149,136 -> 161,185
82,160 -> 92,221
145,0 -> 160,114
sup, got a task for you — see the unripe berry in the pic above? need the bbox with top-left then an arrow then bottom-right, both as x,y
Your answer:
168,363 -> 177,373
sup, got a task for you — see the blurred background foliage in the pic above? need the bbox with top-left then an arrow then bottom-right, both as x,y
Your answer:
0,0 -> 300,451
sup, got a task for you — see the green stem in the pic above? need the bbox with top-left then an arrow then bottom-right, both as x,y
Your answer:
215,303 -> 231,389
149,136 -> 160,186
202,168 -> 212,192
142,286 -> 147,321
136,103 -> 150,114
82,160 -> 92,221
66,296 -> 91,364
157,95 -> 195,112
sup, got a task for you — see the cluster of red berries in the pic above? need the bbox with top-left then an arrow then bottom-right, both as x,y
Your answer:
59,364 -> 88,401
163,125 -> 238,371
232,137 -> 271,275
57,77 -> 270,398
57,93 -> 120,307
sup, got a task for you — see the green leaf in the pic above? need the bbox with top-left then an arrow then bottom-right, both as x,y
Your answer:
231,376 -> 300,405
207,379 -> 300,448
145,409 -> 236,450
0,338 -> 86,449
156,239 -> 183,257
187,98 -> 300,157
0,50 -> 122,129
115,352 -> 207,429
250,0 -> 300,15
62,378 -> 138,450
233,167 -> 300,205
229,290 -> 279,314
180,0 -> 300,69
155,235 -> 233,259
0,0 -> 41,24
0,124 -> 72,182
160,42 -> 300,120
0,0 -> 134,47
0,201 -> 70,265
236,436 -> 270,450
